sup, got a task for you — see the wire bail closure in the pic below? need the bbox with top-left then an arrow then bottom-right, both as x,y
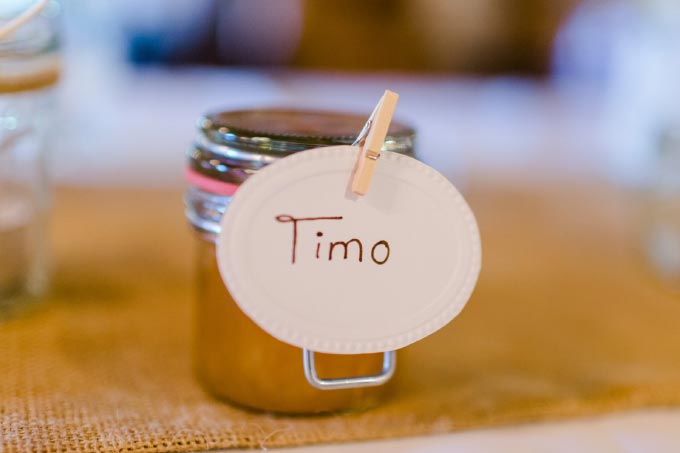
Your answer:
302,90 -> 400,390
303,350 -> 397,390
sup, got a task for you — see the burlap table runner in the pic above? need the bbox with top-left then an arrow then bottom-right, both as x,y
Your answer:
2,185 -> 680,452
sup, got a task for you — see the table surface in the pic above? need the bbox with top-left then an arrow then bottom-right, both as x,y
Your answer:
230,410 -> 680,452
47,65 -> 680,452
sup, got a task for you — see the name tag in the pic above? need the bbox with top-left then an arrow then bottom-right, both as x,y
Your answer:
217,145 -> 481,354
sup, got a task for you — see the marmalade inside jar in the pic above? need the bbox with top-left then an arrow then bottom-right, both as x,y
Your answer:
194,236 -> 394,414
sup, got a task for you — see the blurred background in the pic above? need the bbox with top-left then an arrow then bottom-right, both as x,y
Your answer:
8,0 -> 674,188
0,0 -> 661,183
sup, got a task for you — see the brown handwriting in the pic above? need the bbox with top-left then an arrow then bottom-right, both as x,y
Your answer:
329,239 -> 363,262
275,215 -> 343,264
275,214 -> 390,265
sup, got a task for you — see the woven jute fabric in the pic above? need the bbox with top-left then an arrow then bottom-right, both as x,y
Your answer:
2,185 -> 680,452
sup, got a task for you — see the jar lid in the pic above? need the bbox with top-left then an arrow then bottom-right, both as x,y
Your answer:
186,108 -> 416,234
189,108 -> 415,191
196,108 -> 415,158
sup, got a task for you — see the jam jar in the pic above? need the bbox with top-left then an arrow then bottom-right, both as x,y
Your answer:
185,109 -> 415,414
0,0 -> 60,307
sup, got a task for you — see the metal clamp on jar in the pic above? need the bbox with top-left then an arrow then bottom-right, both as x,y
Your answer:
185,109 -> 415,414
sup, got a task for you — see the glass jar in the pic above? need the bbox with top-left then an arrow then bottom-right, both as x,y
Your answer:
0,1 -> 60,308
642,123 -> 680,288
185,109 -> 415,414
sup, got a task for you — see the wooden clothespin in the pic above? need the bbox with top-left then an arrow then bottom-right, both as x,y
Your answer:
351,90 -> 399,195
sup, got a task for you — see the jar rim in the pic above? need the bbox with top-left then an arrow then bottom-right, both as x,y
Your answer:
198,108 -> 415,153
0,2 -> 60,93
0,1 -> 59,56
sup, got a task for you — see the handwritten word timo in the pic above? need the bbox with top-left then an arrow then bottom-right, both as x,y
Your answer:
275,215 -> 390,265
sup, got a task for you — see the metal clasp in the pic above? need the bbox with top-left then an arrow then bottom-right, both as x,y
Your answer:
302,349 -> 396,390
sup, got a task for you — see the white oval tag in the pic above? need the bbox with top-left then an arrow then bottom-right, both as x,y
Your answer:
217,146 -> 481,354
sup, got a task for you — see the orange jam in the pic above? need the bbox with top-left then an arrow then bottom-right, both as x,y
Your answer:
194,237 -> 391,414
186,109 -> 415,414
